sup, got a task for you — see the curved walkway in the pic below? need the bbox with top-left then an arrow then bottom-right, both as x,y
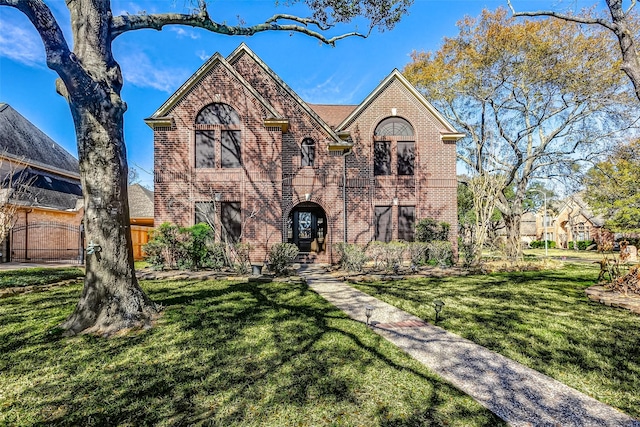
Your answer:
300,266 -> 640,427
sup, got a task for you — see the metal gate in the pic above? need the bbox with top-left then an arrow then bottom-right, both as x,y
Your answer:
11,221 -> 84,264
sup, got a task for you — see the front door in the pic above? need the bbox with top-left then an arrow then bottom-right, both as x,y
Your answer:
289,203 -> 326,253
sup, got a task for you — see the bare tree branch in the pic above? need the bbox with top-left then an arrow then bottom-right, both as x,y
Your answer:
111,8 -> 367,44
506,0 -> 615,30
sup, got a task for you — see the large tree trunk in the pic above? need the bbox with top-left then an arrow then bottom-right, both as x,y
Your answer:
503,212 -> 523,262
60,101 -> 159,335
57,0 -> 158,335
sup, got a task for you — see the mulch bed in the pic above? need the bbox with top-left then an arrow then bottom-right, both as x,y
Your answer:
585,285 -> 640,315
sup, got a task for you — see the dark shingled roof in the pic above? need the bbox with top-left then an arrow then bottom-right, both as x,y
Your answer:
7,169 -> 82,210
128,183 -> 154,219
0,103 -> 79,177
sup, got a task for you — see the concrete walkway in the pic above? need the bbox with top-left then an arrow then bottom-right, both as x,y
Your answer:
299,266 -> 640,427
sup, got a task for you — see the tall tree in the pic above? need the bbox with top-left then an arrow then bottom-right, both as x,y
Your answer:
0,0 -> 412,335
404,8 -> 637,260
507,0 -> 640,102
584,139 -> 640,232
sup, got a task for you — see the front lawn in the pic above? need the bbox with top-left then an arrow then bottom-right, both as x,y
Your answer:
350,264 -> 640,419
0,277 -> 503,426
0,267 -> 84,289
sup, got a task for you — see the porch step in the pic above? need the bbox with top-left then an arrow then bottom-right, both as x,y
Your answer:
296,252 -> 318,264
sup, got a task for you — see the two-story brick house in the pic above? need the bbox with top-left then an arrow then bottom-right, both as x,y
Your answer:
147,44 -> 463,264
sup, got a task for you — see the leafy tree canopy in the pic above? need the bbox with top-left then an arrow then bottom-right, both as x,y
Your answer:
584,139 -> 640,232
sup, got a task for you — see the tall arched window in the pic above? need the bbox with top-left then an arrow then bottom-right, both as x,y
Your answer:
301,138 -> 316,167
374,117 -> 415,176
195,103 -> 242,168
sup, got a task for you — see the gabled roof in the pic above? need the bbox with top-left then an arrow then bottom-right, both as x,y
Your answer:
226,43 -> 349,148
128,183 -> 154,219
556,193 -> 605,227
0,104 -> 79,179
335,70 -> 464,142
145,52 -> 283,127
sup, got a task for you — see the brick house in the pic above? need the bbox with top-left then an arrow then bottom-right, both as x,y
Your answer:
147,44 -> 463,264
0,103 -> 84,263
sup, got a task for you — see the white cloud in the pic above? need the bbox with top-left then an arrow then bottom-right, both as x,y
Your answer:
0,19 -> 46,67
169,27 -> 200,40
196,50 -> 211,61
119,52 -> 189,92
299,72 -> 368,104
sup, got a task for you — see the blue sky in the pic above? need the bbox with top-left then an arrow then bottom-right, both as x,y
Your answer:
0,0 -> 599,188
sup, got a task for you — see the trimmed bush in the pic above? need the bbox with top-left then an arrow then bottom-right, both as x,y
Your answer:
334,243 -> 368,272
267,243 -> 299,276
415,218 -> 450,242
143,222 -> 183,270
426,241 -> 453,267
530,240 -> 556,249
568,240 -> 593,251
407,242 -> 429,266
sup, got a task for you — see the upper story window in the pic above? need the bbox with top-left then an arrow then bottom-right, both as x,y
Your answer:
374,117 -> 415,176
375,117 -> 414,137
301,138 -> 316,167
195,103 -> 242,168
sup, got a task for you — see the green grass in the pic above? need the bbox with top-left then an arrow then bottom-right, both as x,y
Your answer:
0,267 -> 84,289
523,248 -> 612,262
0,278 -> 504,426
350,264 -> 640,419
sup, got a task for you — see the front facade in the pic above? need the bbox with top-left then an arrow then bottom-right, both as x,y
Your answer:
529,194 -> 607,248
147,44 -> 462,263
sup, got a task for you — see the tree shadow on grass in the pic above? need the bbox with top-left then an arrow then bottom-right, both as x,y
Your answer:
0,278 -> 505,426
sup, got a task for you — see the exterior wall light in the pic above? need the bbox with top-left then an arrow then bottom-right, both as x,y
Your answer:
214,192 -> 222,201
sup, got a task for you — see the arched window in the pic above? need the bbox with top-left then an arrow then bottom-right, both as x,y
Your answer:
196,103 -> 240,125
374,117 -> 415,176
195,103 -> 242,168
374,117 -> 414,137
301,138 -> 316,167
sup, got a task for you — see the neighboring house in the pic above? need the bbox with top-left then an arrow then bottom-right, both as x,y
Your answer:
128,183 -> 154,260
531,194 -> 606,248
520,212 -> 538,245
0,103 -> 84,263
147,44 -> 463,263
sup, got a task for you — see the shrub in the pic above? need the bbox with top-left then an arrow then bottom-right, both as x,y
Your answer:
268,243 -> 299,275
334,243 -> 368,272
144,222 -> 183,270
233,243 -> 252,274
366,241 -> 388,270
415,218 -> 450,242
530,240 -> 556,249
180,223 -> 215,270
379,241 -> 407,272
426,241 -> 453,267
407,242 -> 429,266
568,240 -> 593,251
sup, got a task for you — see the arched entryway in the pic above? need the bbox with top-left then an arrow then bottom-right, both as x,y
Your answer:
287,202 -> 327,253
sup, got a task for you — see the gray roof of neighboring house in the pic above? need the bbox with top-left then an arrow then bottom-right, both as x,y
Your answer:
128,183 -> 154,218
0,103 -> 79,177
6,168 -> 82,211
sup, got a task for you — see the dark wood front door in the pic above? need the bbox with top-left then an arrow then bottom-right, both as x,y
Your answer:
290,204 -> 326,253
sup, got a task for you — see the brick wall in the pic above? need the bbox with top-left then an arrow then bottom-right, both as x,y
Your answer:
153,46 -> 458,263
